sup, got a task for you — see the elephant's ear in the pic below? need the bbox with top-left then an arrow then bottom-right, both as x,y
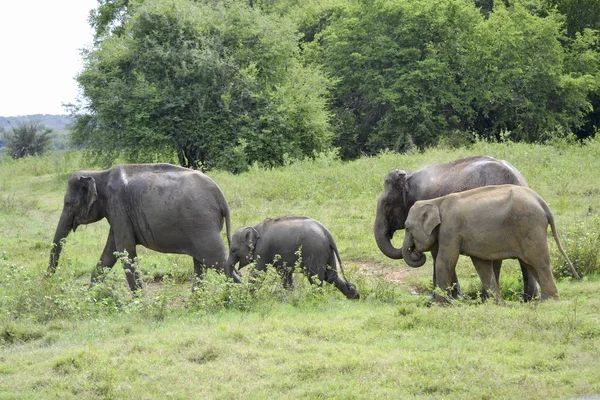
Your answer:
244,227 -> 260,249
79,176 -> 98,217
422,204 -> 441,236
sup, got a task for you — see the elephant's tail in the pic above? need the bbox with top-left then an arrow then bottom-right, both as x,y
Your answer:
223,204 -> 231,248
327,231 -> 350,284
542,200 -> 581,280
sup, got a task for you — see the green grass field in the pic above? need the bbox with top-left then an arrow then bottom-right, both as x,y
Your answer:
1,140 -> 599,399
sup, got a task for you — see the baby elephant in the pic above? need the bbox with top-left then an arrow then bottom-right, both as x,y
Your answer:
226,216 -> 359,299
401,185 -> 579,302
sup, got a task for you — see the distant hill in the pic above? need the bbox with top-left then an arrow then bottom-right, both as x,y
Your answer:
0,114 -> 73,132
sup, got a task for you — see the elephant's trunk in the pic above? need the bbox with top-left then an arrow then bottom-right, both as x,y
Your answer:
374,203 -> 403,259
224,255 -> 242,283
401,232 -> 426,268
47,210 -> 73,276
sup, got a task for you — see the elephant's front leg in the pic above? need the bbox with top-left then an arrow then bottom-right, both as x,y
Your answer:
432,249 -> 462,299
112,226 -> 143,292
471,256 -> 501,302
91,228 -> 118,287
433,250 -> 460,304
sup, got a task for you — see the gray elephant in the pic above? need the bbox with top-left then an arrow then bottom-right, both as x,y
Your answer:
47,163 -> 235,291
401,185 -> 580,302
225,216 -> 359,299
374,155 -> 539,300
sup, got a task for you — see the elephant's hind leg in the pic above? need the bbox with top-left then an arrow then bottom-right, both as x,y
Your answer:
191,234 -> 227,277
521,260 -> 558,301
471,257 -> 501,302
193,258 -> 207,283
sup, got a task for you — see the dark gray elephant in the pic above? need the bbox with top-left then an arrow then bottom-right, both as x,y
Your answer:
374,155 -> 539,300
225,216 -> 359,299
47,163 -> 235,291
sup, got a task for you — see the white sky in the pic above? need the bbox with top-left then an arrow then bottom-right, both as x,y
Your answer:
0,0 -> 98,116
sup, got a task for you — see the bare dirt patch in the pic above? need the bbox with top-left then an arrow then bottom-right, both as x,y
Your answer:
349,262 -> 414,284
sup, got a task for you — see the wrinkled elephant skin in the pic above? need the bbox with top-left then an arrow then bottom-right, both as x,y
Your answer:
48,163 -> 233,291
226,216 -> 359,299
374,155 -> 539,300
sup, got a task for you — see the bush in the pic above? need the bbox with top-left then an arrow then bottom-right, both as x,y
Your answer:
74,0 -> 333,172
2,122 -> 52,159
557,215 -> 600,278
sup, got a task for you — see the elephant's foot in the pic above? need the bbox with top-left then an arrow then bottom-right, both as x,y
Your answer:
522,288 -> 540,302
428,283 -> 463,303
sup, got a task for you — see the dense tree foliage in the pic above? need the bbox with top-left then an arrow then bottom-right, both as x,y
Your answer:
2,123 -> 52,159
72,0 -> 600,169
547,0 -> 600,37
546,0 -> 600,140
304,0 -> 599,158
74,0 -> 332,171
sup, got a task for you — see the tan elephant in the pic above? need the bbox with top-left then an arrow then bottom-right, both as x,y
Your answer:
401,185 -> 580,302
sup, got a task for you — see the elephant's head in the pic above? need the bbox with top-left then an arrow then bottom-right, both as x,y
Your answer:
374,169 -> 411,259
48,173 -> 103,275
401,202 -> 441,268
225,226 -> 260,273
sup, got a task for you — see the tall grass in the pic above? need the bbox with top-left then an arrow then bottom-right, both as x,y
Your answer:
1,142 -> 599,398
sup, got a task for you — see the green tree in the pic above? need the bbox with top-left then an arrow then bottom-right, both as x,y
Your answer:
546,0 -> 600,37
2,123 -> 53,159
543,0 -> 600,140
306,0 -> 484,158
463,3 -> 597,142
73,0 -> 332,172
89,0 -> 130,41
565,28 -> 600,140
308,0 -> 598,158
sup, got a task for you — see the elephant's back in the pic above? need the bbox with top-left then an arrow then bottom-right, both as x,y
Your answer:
108,164 -> 226,229
454,157 -> 528,190
416,156 -> 528,200
258,217 -> 330,263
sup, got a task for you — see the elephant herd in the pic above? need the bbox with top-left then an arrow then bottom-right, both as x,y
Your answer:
47,156 -> 579,303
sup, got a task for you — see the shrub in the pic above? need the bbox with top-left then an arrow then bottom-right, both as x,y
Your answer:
2,122 -> 52,159
557,215 -> 600,278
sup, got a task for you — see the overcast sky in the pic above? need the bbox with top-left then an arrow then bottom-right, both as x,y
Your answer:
0,0 -> 98,117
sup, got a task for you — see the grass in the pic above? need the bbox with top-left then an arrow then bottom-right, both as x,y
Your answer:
1,140 -> 600,398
